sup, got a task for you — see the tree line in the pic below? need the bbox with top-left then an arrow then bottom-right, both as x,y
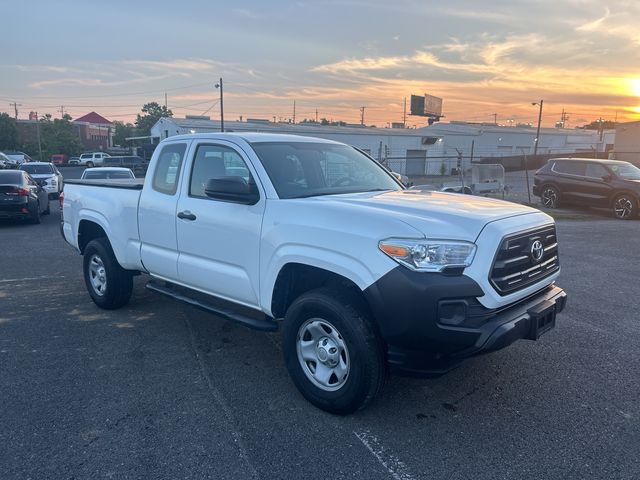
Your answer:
0,102 -> 172,161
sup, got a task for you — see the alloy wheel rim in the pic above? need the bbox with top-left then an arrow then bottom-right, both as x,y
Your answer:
614,197 -> 633,218
296,318 -> 350,392
88,254 -> 107,296
542,188 -> 557,208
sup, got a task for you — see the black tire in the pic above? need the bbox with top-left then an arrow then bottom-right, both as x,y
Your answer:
282,287 -> 386,415
83,238 -> 133,309
30,202 -> 41,224
43,198 -> 50,215
540,184 -> 560,209
86,161 -> 94,168
612,194 -> 637,220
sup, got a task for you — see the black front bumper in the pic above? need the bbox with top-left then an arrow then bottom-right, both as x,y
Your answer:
363,267 -> 567,377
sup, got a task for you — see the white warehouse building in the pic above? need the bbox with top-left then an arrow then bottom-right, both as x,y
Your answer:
151,117 -> 614,176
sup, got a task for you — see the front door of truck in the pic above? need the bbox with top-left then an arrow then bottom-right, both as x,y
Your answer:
175,141 -> 265,308
138,142 -> 189,281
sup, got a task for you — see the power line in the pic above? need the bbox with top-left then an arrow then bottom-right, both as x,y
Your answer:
0,81 -> 212,100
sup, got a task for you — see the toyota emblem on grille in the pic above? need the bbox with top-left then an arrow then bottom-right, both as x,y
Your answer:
530,240 -> 544,263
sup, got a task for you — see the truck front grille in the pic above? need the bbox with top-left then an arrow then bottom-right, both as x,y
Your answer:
490,225 -> 559,296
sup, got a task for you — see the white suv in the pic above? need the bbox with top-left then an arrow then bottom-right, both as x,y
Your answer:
78,152 -> 110,167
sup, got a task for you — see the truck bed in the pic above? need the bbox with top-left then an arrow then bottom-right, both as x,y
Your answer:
62,179 -> 145,271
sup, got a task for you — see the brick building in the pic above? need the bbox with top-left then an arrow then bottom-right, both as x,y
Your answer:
73,112 -> 114,151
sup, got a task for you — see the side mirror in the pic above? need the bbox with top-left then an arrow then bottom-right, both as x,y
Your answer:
602,174 -> 612,182
204,176 -> 259,205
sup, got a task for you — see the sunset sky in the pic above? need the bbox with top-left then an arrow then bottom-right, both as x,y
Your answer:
1,0 -> 639,128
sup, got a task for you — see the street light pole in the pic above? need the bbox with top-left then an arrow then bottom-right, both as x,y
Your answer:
215,77 -> 224,132
532,99 -> 543,156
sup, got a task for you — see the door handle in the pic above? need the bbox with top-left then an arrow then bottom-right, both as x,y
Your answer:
177,210 -> 197,221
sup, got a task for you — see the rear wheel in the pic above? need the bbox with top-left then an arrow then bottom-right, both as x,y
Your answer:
43,198 -> 50,215
613,194 -> 637,220
83,238 -> 133,309
282,287 -> 386,414
541,185 -> 560,209
86,161 -> 94,168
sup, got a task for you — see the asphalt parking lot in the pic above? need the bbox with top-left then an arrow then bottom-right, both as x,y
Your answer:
1,172 -> 639,479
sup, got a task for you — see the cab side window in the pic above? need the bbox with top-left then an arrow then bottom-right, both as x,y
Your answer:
152,143 -> 187,195
189,144 -> 253,198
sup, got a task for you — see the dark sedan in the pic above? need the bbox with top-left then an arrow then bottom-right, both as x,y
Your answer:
0,170 -> 50,223
533,158 -> 640,219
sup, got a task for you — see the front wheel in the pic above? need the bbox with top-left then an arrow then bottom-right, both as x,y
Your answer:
613,194 -> 637,220
83,238 -> 133,309
282,287 -> 386,415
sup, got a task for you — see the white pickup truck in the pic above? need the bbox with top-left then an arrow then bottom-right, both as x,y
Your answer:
61,133 -> 566,414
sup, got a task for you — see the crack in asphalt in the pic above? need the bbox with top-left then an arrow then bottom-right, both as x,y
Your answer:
181,310 -> 260,480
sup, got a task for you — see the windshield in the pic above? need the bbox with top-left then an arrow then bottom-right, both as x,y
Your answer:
83,170 -> 134,179
610,163 -> 640,180
20,164 -> 53,175
251,142 -> 401,199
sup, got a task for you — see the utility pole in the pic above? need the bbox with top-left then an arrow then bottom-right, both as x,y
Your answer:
164,92 -> 168,109
597,117 -> 604,142
403,97 -> 407,127
292,100 -> 296,124
10,102 -> 21,119
360,106 -> 366,126
215,78 -> 224,132
315,108 -> 318,123
492,113 -> 498,125
35,111 -> 43,161
532,100 -> 544,156
58,105 -> 66,118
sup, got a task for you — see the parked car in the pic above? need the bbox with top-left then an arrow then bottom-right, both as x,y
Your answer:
0,152 -> 19,169
0,170 -> 50,223
533,158 -> 640,219
68,156 -> 81,165
19,162 -> 64,198
78,152 -> 111,167
102,156 -> 148,176
50,154 -> 69,166
3,151 -> 34,164
62,133 -> 566,414
81,167 -> 135,180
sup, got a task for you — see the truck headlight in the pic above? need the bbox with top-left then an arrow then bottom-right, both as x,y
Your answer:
379,238 -> 476,272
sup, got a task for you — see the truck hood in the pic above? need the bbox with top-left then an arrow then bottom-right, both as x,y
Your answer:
314,189 -> 543,241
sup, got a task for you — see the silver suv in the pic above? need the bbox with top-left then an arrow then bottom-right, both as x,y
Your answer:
79,152 -> 110,167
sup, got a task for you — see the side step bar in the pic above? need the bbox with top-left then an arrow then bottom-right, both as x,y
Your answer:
146,281 -> 278,332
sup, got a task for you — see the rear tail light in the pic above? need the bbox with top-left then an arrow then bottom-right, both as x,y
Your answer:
6,187 -> 29,196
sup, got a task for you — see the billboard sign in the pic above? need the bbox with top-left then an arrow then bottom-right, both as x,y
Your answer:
410,95 -> 425,116
424,94 -> 443,117
410,94 -> 443,118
